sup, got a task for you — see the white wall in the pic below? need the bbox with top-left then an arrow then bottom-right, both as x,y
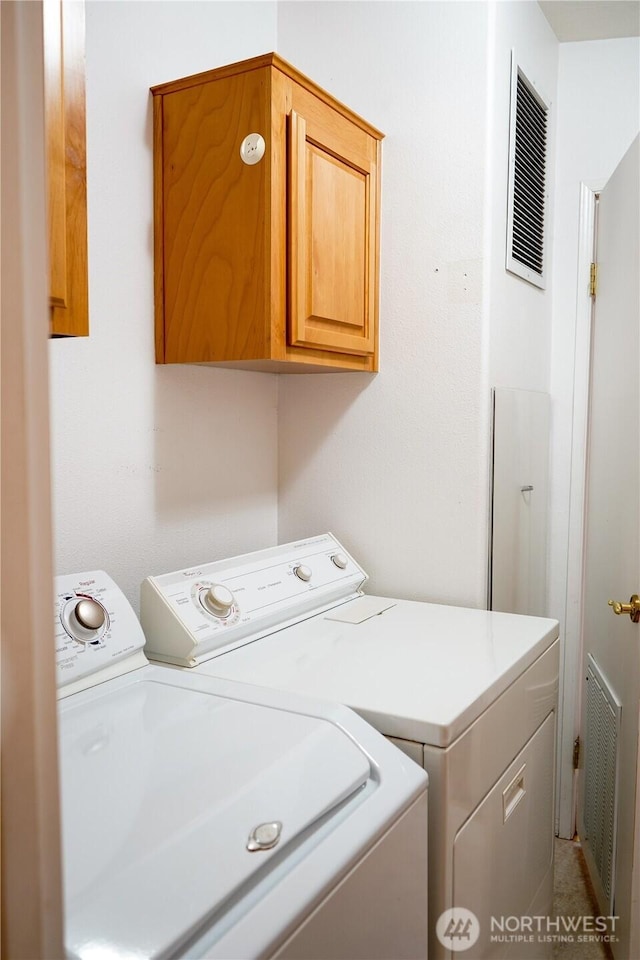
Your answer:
277,1 -> 490,605
481,3 -> 558,621
277,1 -> 558,607
487,2 -> 558,392
49,1 -> 279,611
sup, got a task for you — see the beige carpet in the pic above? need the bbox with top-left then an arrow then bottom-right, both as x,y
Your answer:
552,838 -> 613,959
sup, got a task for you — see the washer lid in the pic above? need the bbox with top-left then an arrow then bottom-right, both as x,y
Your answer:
59,674 -> 371,960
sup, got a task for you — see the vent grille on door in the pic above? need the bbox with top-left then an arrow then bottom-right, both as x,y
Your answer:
506,55 -> 550,289
583,655 -> 621,913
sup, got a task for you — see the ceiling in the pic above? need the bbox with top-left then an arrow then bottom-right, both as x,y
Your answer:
538,1 -> 640,41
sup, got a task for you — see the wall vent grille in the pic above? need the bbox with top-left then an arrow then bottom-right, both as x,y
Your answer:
506,55 -> 550,289
583,654 -> 621,912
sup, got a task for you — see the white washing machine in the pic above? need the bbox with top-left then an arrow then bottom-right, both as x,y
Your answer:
54,570 -> 428,960
141,532 -> 560,960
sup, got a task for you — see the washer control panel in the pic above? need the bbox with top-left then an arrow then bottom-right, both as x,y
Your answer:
141,533 -> 367,666
55,571 -> 146,691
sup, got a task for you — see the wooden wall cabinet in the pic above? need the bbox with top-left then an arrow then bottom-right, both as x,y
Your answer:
44,0 -> 88,337
152,54 -> 384,372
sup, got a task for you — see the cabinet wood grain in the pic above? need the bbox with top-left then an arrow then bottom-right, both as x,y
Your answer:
152,54 -> 383,372
44,0 -> 88,337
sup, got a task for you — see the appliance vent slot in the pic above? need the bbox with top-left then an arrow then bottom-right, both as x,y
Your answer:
506,55 -> 550,289
583,654 -> 621,912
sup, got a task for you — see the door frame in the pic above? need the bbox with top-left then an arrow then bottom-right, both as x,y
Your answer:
556,182 -> 600,839
1,1 -> 64,955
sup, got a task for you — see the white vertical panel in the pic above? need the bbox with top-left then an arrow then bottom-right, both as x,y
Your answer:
490,388 -> 550,615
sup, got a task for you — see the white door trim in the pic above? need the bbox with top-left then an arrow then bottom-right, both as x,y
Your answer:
556,182 -> 599,839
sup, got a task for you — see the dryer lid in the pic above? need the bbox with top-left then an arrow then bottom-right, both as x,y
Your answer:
59,673 -> 371,960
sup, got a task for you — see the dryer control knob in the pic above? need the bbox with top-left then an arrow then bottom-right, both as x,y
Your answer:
331,553 -> 348,570
203,584 -> 235,618
294,565 -> 312,582
74,598 -> 106,631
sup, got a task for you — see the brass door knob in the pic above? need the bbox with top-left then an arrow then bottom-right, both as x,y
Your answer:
608,595 -> 640,623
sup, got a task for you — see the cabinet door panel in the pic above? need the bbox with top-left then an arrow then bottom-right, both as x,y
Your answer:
288,109 -> 376,357
161,71 -> 271,363
45,0 -> 88,337
43,0 -> 67,308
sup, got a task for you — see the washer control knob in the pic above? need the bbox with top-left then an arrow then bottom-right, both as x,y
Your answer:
293,564 -> 312,582
61,595 -> 108,642
331,553 -> 348,570
203,584 -> 235,618
74,598 -> 106,631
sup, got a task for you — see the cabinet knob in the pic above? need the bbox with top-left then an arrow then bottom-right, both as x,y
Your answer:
240,133 -> 265,166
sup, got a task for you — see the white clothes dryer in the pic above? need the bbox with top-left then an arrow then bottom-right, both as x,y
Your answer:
54,570 -> 428,960
141,532 -> 560,960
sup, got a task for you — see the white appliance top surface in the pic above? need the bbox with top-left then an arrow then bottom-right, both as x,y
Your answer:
59,664 -> 424,960
199,596 -> 560,747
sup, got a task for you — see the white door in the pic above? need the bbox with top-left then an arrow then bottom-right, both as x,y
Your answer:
578,135 -> 639,959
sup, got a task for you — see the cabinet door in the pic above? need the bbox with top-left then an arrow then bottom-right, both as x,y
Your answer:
44,0 -> 88,336
288,107 -> 378,357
